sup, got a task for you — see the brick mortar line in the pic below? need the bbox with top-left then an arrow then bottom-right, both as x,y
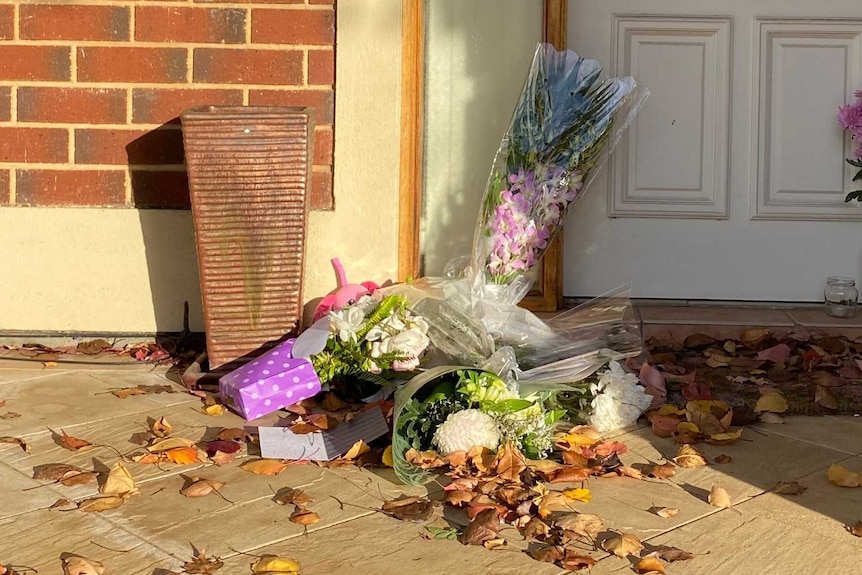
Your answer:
8,167 -> 15,203
0,122 -> 184,129
185,46 -> 193,84
0,40 -> 334,50
245,7 -> 252,44
0,81 -> 331,91
66,127 -> 74,164
0,164 -> 188,171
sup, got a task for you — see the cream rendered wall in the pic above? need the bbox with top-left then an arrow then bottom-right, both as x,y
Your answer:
0,0 -> 402,334
421,0 -> 542,276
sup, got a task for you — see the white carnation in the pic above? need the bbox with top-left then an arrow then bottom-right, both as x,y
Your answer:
588,361 -> 652,433
432,409 -> 501,455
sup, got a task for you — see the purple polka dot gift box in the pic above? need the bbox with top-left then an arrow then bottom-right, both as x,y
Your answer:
218,339 -> 322,421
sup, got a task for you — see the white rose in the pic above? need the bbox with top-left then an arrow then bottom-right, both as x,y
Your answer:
329,306 -> 366,342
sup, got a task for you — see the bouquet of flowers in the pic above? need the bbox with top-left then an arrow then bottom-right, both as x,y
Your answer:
310,293 -> 431,396
837,88 -> 862,204
470,43 -> 647,304
393,361 -> 651,484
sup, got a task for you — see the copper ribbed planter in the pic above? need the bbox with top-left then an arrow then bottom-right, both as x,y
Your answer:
181,106 -> 314,369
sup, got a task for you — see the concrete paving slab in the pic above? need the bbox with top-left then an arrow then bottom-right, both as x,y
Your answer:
0,507 -> 174,575
751,415 -> 862,455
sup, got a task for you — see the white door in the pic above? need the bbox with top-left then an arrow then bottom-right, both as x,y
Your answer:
564,0 -> 862,302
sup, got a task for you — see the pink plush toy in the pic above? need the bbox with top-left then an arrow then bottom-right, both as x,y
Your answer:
312,258 -> 380,322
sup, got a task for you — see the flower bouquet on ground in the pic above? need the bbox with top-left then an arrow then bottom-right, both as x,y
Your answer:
469,43 -> 648,305
310,293 -> 431,399
838,88 -> 862,204
393,361 -> 651,485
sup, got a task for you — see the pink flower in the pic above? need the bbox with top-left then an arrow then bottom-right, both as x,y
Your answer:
838,102 -> 862,131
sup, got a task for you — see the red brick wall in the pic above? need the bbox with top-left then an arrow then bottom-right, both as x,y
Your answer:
0,1 -> 335,209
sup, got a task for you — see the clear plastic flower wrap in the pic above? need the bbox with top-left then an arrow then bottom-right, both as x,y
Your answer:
467,43 -> 648,306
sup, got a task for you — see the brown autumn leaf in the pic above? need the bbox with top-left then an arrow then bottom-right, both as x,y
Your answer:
181,477 -> 227,498
773,481 -> 807,495
522,518 -> 551,540
48,498 -> 72,510
274,487 -> 313,506
848,520 -> 862,538
320,392 -> 348,411
445,490 -> 475,508
560,551 -> 598,571
57,429 -> 93,451
685,400 -> 732,435
77,494 -> 127,513
673,444 -> 707,468
706,428 -> 744,445
635,557 -> 666,574
646,545 -> 695,562
163,446 -> 200,465
530,545 -> 564,563
215,427 -> 253,442
496,486 -> 530,506
342,439 -> 370,461
130,452 -> 162,465
601,531 -> 644,557
617,466 -> 644,479
183,549 -> 224,574
61,554 -> 105,575
646,462 -> 676,479
151,416 -> 173,438
555,512 -> 605,540
204,440 -> 242,458
683,333 -> 716,348
33,463 -> 82,481
548,466 -> 592,484
0,412 -> 21,420
381,496 -> 434,522
0,436 -> 30,453
111,387 -> 148,399
754,391 -> 788,414
649,506 -> 679,518
708,484 -> 732,508
815,385 -> 839,410
60,470 -> 99,487
713,454 -> 733,464
740,328 -> 771,346
250,555 -> 301,574
459,508 -> 500,546
494,441 -> 527,483
405,449 -> 445,469
826,464 -> 861,487
207,450 -> 234,466
240,458 -> 289,476
146,437 -> 197,452
100,461 -> 138,497
289,506 -> 321,526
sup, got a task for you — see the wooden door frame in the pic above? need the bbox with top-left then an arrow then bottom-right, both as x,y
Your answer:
398,0 -> 567,311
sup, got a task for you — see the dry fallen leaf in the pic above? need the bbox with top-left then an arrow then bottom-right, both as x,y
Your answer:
163,446 -> 200,465
342,439 -> 370,460
100,461 -> 138,497
459,508 -> 500,546
405,449 -> 445,469
146,437 -> 196,452
741,328 -> 771,346
773,481 -> 807,495
646,545 -> 695,562
274,487 -> 313,506
706,428 -> 744,445
77,494 -> 127,513
381,496 -> 434,522
815,385 -> 839,410
203,404 -> 226,417
49,498 -> 72,509
708,484 -> 732,508
215,427 -> 253,442
495,441 -> 527,482
562,488 -> 592,503
635,556 -> 666,574
183,549 -> 224,574
646,463 -> 677,479
111,387 -> 148,399
649,506 -> 679,518
0,436 -> 30,453
33,463 -> 82,481
713,454 -> 733,464
618,466 -> 644,479
601,531 -> 644,558
151,416 -> 173,438
0,412 -> 21,420
181,477 -> 227,498
673,444 -> 707,468
57,429 -> 93,451
548,466 -> 592,484
754,391 -> 788,413
61,554 -> 105,575
848,520 -> 862,538
250,555 -> 301,574
759,412 -> 785,424
241,458 -> 290,476
445,490 -> 475,507
530,545 -> 564,563
560,551 -> 598,571
826,464 -> 861,488
289,506 -> 321,526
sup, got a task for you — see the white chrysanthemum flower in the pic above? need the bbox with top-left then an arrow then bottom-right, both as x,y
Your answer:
329,306 -> 367,342
432,409 -> 501,455
588,360 -> 652,433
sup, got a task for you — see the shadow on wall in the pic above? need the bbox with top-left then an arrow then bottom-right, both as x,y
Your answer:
128,124 -> 204,334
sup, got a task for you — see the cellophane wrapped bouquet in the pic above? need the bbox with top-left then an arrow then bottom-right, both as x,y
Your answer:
389,43 -> 652,484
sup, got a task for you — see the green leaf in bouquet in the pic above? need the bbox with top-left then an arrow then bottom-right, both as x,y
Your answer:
480,398 -> 535,413
853,168 -> 862,182
846,158 -> 862,168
